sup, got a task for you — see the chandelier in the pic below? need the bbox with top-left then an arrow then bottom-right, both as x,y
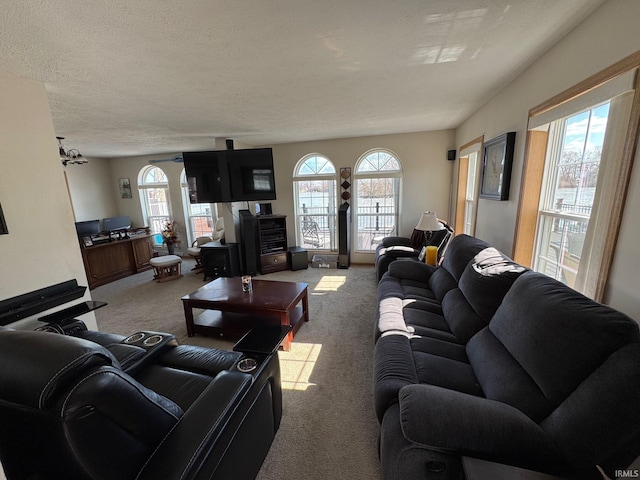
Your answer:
57,137 -> 87,166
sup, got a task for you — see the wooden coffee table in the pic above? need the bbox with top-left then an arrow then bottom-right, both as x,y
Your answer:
182,277 -> 309,351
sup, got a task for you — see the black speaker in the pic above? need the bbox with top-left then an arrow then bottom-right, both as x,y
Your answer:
338,203 -> 350,269
447,149 -> 456,161
239,210 -> 259,275
226,138 -> 234,150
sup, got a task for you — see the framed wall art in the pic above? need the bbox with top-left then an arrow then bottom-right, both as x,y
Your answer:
480,131 -> 516,201
119,178 -> 132,199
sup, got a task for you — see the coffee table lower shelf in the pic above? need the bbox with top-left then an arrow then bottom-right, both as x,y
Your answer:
192,304 -> 306,349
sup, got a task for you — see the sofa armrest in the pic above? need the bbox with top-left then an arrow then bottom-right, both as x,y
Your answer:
136,370 -> 253,480
387,258 -> 436,283
373,335 -> 419,421
398,384 -> 565,470
381,236 -> 412,247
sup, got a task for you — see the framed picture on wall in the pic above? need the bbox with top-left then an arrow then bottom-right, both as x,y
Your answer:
0,202 -> 8,235
480,131 -> 516,201
119,178 -> 132,199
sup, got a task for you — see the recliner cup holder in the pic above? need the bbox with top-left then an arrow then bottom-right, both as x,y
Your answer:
121,332 -> 175,351
124,332 -> 146,344
237,357 -> 258,373
143,335 -> 163,346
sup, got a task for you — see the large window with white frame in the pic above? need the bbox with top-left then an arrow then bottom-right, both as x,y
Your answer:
354,149 -> 402,252
515,61 -> 639,301
454,137 -> 483,236
293,155 -> 337,250
533,103 -> 610,288
180,169 -> 217,246
138,166 -> 171,245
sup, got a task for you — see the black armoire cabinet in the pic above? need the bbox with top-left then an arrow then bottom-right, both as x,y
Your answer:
239,211 -> 289,275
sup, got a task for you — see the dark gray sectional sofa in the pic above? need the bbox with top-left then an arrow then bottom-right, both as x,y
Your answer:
374,234 -> 640,480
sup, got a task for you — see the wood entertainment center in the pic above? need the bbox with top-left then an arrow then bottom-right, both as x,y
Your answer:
81,234 -> 154,289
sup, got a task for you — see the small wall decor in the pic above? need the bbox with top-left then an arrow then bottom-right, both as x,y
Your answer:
0,202 -> 8,235
340,167 -> 351,204
480,131 -> 516,201
119,178 -> 132,199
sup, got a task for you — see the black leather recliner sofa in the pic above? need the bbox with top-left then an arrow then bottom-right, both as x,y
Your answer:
0,327 -> 282,480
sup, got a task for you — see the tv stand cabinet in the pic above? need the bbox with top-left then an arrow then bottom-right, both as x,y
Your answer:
257,215 -> 289,274
81,234 -> 154,289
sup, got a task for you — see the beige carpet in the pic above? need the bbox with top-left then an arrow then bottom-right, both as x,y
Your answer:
91,258 -> 383,480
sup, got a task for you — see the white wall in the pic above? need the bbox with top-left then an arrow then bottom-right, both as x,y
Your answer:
454,0 -> 640,320
0,70 -> 97,330
65,156 -> 118,222
268,130 -> 455,264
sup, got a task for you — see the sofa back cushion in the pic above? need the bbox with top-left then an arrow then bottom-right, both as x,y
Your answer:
458,247 -> 527,323
441,289 -> 486,344
427,267 -> 458,302
440,234 -> 490,282
469,271 -> 640,424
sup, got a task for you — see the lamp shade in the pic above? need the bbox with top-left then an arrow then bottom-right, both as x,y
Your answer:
415,211 -> 444,231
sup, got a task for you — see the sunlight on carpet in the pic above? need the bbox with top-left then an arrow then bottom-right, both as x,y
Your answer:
312,274 -> 346,294
278,342 -> 322,391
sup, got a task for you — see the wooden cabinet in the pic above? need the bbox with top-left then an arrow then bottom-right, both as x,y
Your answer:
257,215 -> 288,274
81,235 -> 154,289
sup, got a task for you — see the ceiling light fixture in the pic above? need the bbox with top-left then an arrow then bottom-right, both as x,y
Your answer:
57,137 -> 87,166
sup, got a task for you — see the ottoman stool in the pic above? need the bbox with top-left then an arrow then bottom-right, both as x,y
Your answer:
149,255 -> 183,282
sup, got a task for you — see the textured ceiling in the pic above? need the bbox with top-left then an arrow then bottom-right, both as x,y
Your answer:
0,0 -> 606,158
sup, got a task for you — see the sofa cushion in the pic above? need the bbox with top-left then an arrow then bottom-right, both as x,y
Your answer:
410,336 -> 468,363
458,247 -> 527,322
489,271 -> 640,407
412,351 -> 483,397
467,328 -> 554,422
441,288 -> 486,344
427,267 -> 458,302
440,234 -> 491,282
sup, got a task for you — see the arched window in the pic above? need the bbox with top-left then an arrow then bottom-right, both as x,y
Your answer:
293,154 -> 337,250
138,166 -> 171,245
354,149 -> 402,252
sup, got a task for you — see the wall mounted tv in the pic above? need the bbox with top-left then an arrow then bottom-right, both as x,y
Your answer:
183,148 -> 276,203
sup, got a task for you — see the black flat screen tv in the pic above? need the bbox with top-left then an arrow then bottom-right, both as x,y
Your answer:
183,148 -> 276,203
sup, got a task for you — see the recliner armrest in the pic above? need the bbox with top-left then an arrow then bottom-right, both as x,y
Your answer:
136,370 -> 253,480
398,384 -> 565,471
381,236 -> 412,247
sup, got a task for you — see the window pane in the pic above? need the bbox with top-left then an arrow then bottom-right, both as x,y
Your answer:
297,156 -> 336,176
535,213 -> 587,288
355,176 -> 398,251
294,178 -> 336,250
546,103 -> 609,214
534,102 -> 609,290
356,151 -> 401,173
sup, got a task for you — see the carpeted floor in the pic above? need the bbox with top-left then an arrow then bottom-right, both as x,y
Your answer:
91,258 -> 383,480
